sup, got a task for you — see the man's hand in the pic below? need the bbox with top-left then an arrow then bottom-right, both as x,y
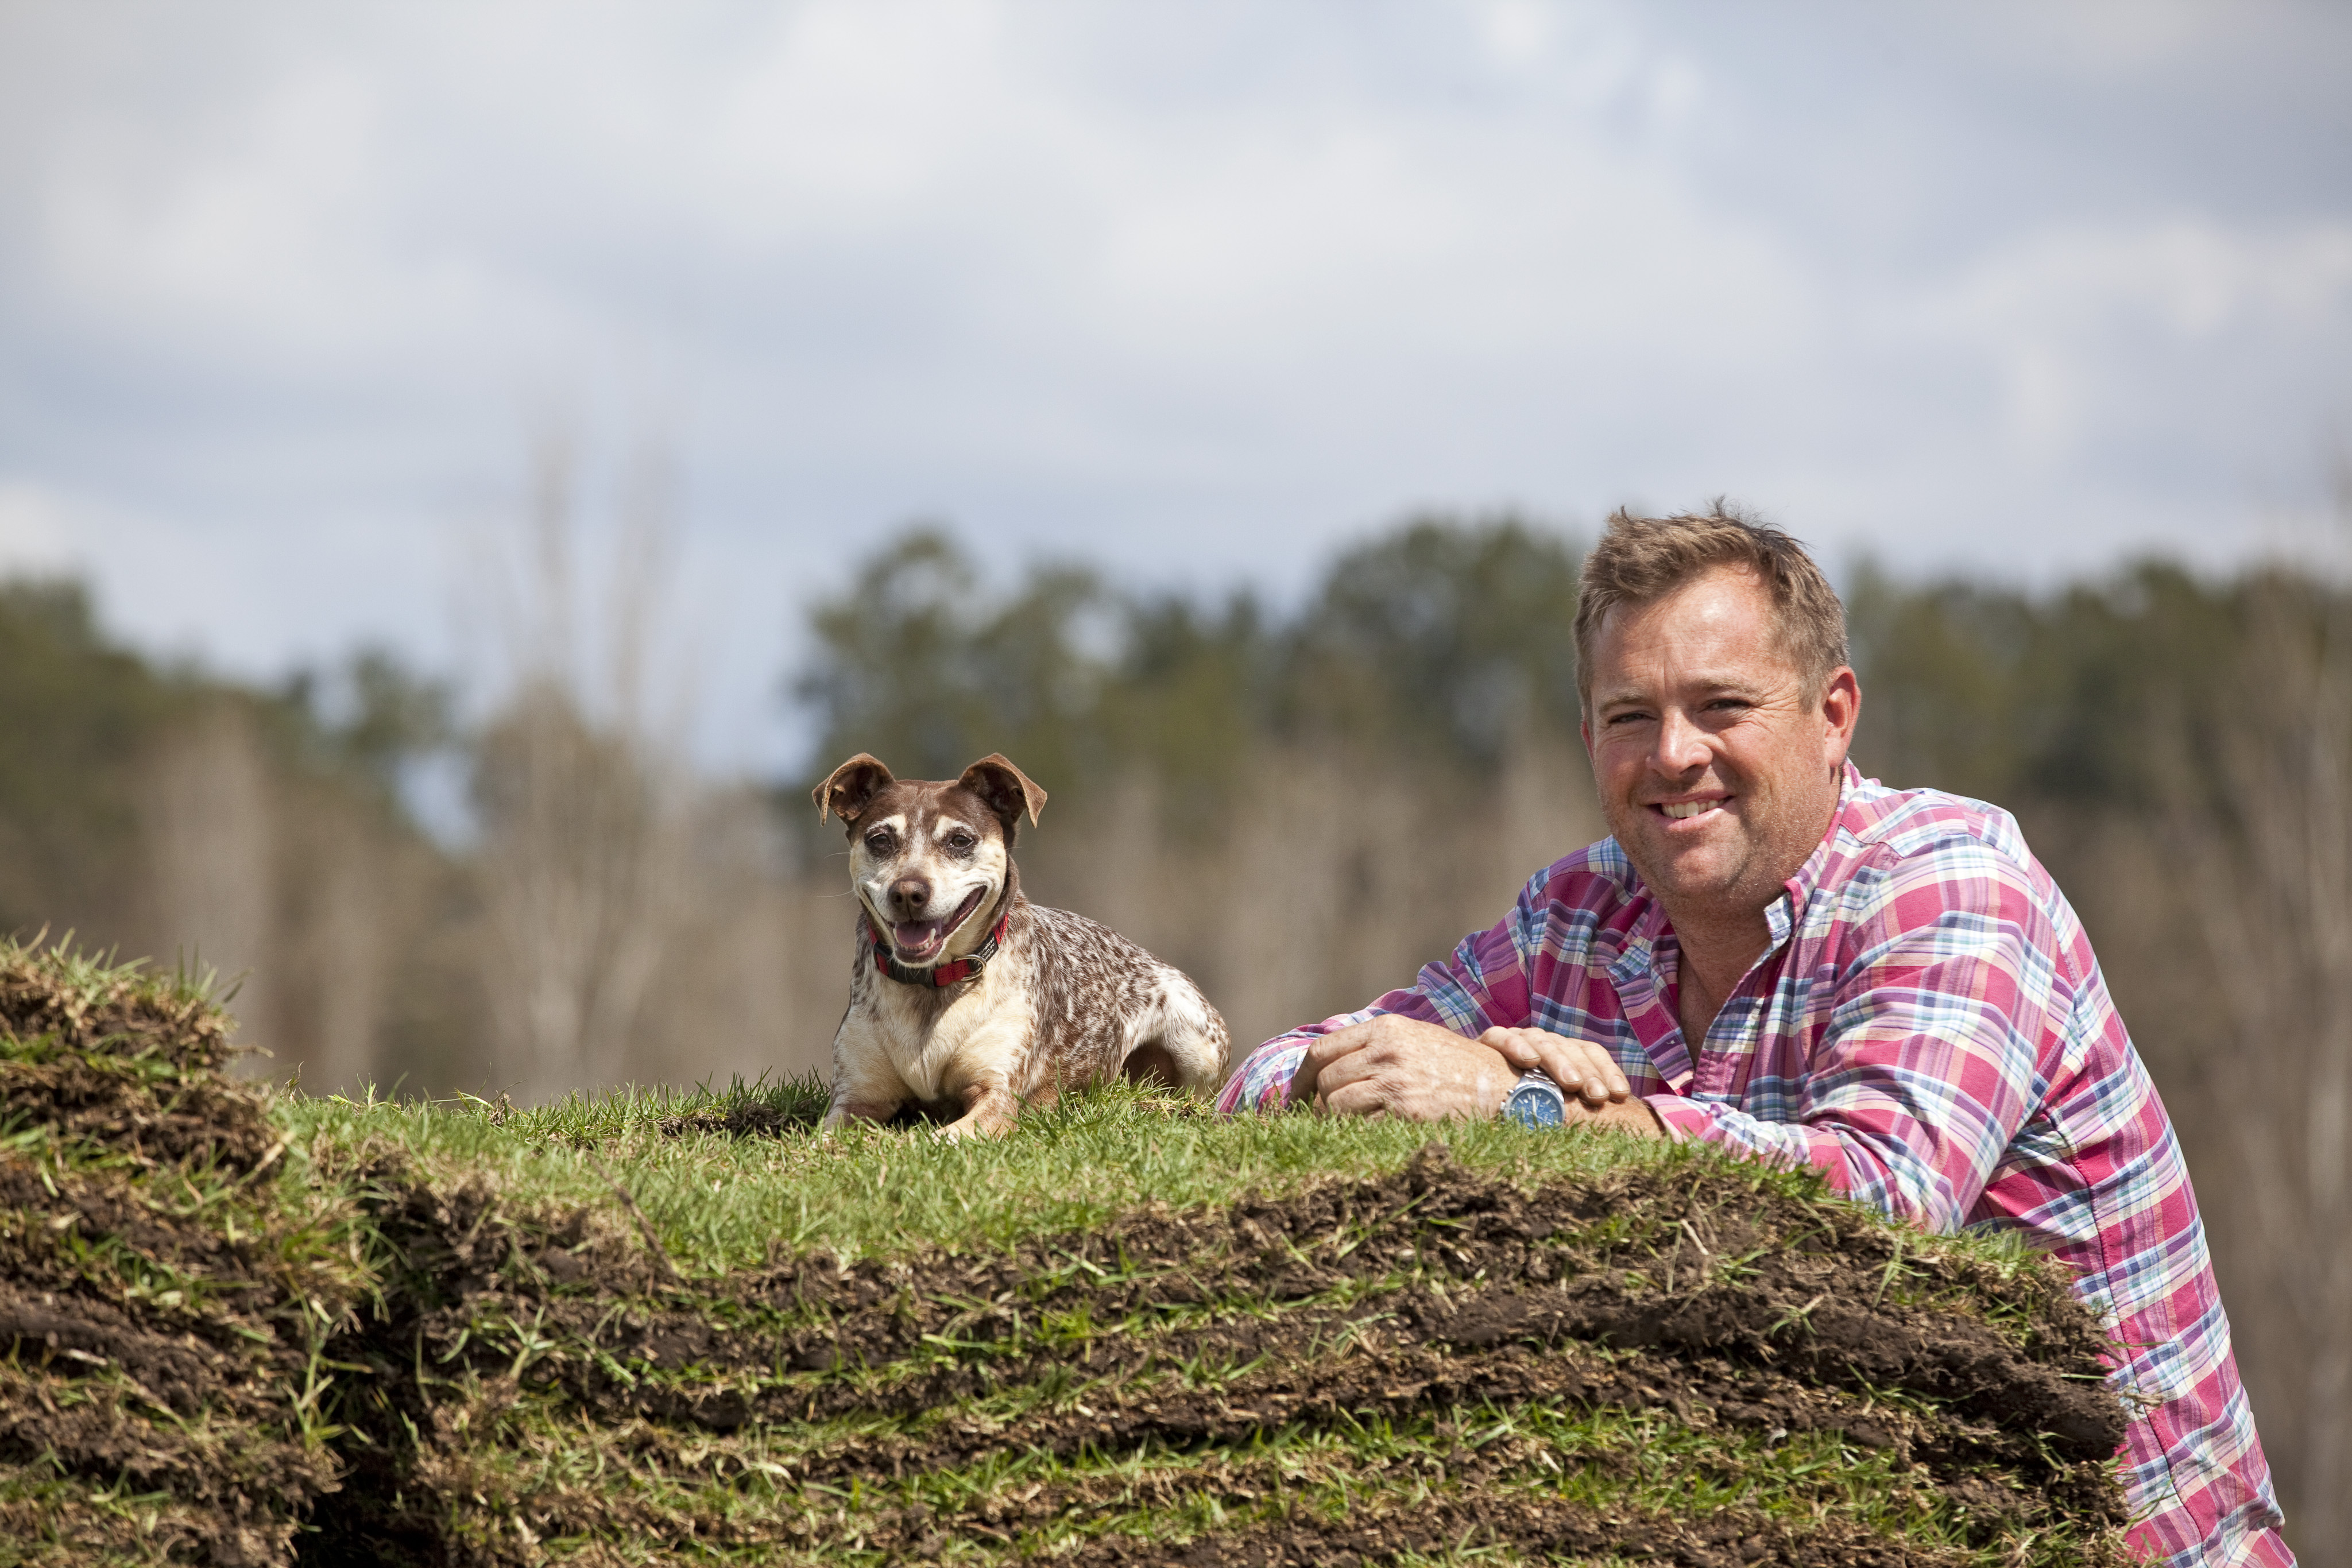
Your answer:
1482,1025 -> 1665,1137
1479,1027 -> 1629,1106
1287,1015 -> 1518,1121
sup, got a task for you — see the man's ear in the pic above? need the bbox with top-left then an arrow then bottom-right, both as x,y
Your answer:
1820,667 -> 1862,766
814,754 -> 895,824
957,754 -> 1048,841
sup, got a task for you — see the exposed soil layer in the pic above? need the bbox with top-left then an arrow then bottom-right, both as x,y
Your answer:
1,942 -> 2134,1566
0,948 -> 350,1567
305,1143 -> 2130,1566
1072,1493 -> 1954,1568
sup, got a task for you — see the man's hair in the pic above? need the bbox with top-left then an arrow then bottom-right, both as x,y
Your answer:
1573,502 -> 1850,712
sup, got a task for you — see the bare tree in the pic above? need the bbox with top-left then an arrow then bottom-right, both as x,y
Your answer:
139,703 -> 276,1052
469,432 -> 697,1101
2164,501 -> 2352,1556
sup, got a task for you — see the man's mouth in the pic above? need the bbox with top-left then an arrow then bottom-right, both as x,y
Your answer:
891,887 -> 988,962
1655,798 -> 1726,820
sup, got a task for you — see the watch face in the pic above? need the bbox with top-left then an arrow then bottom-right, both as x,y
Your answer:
1504,1081 -> 1565,1129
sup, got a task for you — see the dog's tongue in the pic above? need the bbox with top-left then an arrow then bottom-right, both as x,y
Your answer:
893,918 -> 947,957
891,889 -> 986,961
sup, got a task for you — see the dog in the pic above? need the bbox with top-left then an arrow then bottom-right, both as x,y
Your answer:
813,752 -> 1231,1139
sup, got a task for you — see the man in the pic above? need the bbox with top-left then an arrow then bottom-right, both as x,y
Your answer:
1218,508 -> 2289,1565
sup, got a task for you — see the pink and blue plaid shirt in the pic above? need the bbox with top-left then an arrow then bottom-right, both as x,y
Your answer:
1220,765 -> 2289,1566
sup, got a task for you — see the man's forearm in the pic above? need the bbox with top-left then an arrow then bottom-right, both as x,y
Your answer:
1217,1032 -> 1320,1114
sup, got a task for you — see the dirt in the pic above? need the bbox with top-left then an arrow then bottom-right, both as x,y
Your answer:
1072,1493 -> 1952,1568
0,955 -> 275,1174
1,943 -> 2133,1566
0,952 -> 346,1567
299,1143 -> 2129,1566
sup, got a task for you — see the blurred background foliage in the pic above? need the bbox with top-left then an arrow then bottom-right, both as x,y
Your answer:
794,516 -> 1585,826
1,514 -> 2347,1546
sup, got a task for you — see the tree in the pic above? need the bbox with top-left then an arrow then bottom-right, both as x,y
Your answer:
1287,516 -> 1584,762
469,433 -> 694,1099
2161,567 -> 2352,1555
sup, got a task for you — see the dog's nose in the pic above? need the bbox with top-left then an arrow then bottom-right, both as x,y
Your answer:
887,876 -> 931,916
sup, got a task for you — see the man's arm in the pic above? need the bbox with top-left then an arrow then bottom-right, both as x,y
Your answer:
1482,1026 -> 1663,1134
1286,1015 -> 1519,1118
1272,1014 -> 1643,1120
1217,866 -> 1558,1116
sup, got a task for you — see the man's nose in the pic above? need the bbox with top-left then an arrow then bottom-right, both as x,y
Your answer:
1653,707 -> 1711,775
887,876 -> 931,916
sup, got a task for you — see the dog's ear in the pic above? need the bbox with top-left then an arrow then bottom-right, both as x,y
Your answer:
814,754 -> 895,825
957,754 -> 1047,838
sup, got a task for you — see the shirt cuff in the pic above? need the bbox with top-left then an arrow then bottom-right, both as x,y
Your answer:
1640,1094 -> 1854,1192
1217,1037 -> 1311,1114
1644,1094 -> 1709,1143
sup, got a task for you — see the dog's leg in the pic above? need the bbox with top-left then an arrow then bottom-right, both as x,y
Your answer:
935,1078 -> 1022,1141
824,1002 -> 914,1136
820,1097 -> 906,1135
1128,977 -> 1231,1095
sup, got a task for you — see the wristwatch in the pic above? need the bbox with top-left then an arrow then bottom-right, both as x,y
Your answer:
1502,1068 -> 1567,1129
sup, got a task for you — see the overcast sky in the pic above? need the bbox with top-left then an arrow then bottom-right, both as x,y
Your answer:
2,1 -> 2348,770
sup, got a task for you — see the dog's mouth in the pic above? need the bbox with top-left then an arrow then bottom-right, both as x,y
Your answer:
890,886 -> 989,964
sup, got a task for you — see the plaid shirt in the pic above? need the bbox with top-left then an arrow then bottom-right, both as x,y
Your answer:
1220,765 -> 2289,1566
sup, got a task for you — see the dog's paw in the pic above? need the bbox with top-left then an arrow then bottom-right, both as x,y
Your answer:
819,1102 -> 900,1140
933,1106 -> 1016,1142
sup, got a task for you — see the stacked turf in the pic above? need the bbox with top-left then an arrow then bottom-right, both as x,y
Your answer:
0,940 -> 370,1565
2,937 -> 2136,1567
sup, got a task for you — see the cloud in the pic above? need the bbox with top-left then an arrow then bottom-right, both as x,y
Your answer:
1908,218 -> 2352,467
0,481 -> 85,576
0,0 -> 2346,763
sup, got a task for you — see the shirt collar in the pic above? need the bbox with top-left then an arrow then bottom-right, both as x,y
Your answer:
1773,760 -> 1866,941
1607,917 -> 1662,992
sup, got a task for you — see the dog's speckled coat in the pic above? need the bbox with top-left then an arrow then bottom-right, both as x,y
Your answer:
814,753 -> 1229,1139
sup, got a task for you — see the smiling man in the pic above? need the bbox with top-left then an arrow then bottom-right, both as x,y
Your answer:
1216,507 -> 2289,1565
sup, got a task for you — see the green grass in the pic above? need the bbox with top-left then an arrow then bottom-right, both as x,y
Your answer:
1,936 -> 2133,1566
281,1074 -> 1772,1271
269,1081 -> 2125,1565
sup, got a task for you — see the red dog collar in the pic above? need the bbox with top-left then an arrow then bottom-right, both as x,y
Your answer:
868,906 -> 1012,988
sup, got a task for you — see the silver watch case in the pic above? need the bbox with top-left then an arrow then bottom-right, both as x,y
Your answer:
1502,1068 -> 1566,1129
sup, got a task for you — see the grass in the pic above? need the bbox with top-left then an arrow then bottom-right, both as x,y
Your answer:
278,1074 -> 1699,1269
0,935 -> 2136,1567
394,1390 -> 2003,1561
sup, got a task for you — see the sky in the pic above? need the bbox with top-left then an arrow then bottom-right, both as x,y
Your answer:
2,0 -> 2349,772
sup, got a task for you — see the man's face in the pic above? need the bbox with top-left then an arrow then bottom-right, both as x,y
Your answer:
1580,566 -> 1859,922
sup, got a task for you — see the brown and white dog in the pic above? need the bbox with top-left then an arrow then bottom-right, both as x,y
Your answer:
813,752 -> 1230,1139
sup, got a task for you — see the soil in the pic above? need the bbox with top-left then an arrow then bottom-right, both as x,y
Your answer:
303,1143 -> 2129,1567
1,946 -> 2133,1566
0,954 -> 342,1567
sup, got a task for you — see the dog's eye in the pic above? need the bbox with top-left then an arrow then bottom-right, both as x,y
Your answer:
945,831 -> 976,852
863,830 -> 894,853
